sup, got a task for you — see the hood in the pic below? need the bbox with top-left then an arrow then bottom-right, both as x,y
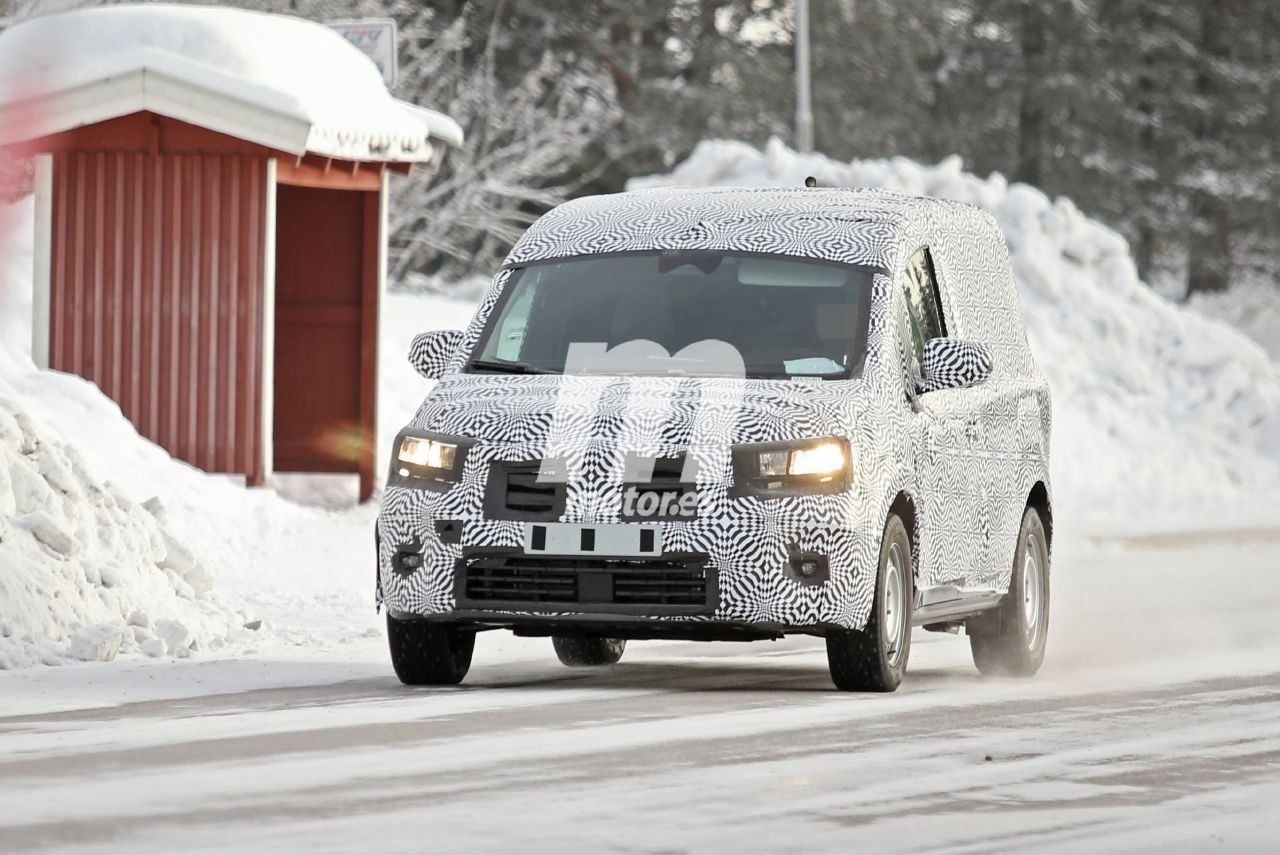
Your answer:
409,373 -> 861,452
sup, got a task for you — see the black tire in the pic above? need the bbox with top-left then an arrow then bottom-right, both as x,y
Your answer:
826,513 -> 914,692
552,636 -> 626,667
386,614 -> 476,686
969,506 -> 1050,677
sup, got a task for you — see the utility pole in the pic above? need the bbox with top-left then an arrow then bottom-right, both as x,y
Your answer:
795,0 -> 814,154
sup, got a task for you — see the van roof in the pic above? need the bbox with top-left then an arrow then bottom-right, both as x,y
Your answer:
625,184 -> 965,217
504,186 -> 984,270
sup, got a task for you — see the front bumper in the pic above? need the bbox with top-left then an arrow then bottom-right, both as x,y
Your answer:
377,481 -> 881,631
388,608 -> 840,641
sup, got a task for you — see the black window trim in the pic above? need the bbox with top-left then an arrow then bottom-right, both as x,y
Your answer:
903,244 -> 949,340
898,244 -> 952,396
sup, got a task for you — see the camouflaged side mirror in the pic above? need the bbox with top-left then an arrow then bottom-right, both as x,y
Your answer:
408,330 -> 465,380
920,337 -> 993,392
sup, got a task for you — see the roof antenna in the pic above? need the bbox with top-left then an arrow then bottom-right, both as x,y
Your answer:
804,176 -> 819,188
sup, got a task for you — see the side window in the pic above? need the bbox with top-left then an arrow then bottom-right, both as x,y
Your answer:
481,270 -> 541,361
898,247 -> 948,368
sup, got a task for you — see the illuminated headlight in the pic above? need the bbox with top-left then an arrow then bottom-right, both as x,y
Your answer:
733,438 -> 852,496
789,441 -> 848,477
390,431 -> 470,488
398,437 -> 457,470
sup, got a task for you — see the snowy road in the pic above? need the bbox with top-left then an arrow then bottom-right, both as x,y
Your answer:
2,534 -> 1279,853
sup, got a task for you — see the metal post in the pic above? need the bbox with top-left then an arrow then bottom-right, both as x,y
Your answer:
795,0 -> 814,154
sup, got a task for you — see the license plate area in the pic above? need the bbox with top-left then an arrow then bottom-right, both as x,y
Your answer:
523,522 -> 662,557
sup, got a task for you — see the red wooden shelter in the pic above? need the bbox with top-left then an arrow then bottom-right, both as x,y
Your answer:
0,6 -> 461,500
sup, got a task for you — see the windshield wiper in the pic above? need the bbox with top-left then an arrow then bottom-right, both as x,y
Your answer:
468,358 -> 556,375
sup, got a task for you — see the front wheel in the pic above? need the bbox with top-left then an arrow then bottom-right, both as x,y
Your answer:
969,506 -> 1050,676
826,513 -> 914,692
387,615 -> 476,686
552,636 -> 626,667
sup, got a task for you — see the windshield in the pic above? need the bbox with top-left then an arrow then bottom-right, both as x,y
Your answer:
469,251 -> 877,380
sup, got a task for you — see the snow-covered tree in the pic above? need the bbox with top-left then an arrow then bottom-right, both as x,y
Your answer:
3,0 -> 1276,294
386,10 -> 620,282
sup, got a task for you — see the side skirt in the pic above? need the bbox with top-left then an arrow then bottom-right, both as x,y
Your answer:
912,585 -> 1004,626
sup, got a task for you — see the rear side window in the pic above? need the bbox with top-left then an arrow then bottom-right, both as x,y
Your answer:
898,247 -> 948,366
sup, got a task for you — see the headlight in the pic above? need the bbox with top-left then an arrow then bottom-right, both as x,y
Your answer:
789,441 -> 848,477
398,437 -> 457,470
732,437 -> 852,496
389,431 -> 471,488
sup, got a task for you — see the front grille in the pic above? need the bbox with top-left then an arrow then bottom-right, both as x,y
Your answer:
612,565 -> 707,605
505,469 -> 558,513
458,553 -> 717,614
484,461 -> 566,520
635,454 -> 692,489
622,453 -> 696,493
464,561 -> 577,603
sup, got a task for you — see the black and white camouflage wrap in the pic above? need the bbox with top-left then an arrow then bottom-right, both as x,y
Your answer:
407,330 -> 462,381
376,187 -> 1052,631
920,338 -> 994,393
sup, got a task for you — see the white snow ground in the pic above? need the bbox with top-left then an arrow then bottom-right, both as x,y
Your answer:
0,534 -> 1278,852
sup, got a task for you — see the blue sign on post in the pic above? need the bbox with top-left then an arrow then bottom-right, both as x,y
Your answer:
327,18 -> 398,89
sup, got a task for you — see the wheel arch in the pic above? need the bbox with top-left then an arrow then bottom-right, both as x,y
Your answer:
887,490 -> 919,578
1027,480 -> 1053,550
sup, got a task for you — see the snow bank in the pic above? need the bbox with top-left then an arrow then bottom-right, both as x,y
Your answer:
631,139 -> 1280,529
0,192 -> 476,669
1,199 -> 251,668
0,396 -> 252,668
1188,280 -> 1280,363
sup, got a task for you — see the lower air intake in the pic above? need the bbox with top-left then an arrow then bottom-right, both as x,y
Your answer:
457,553 -> 717,615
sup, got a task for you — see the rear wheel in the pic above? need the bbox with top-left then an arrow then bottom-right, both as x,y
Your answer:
969,506 -> 1050,676
387,614 -> 475,686
826,513 -> 914,692
552,636 -> 626,667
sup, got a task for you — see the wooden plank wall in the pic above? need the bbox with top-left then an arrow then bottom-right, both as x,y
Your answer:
48,151 -> 269,478
271,183 -> 381,499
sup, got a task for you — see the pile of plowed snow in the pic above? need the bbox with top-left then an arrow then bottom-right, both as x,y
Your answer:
631,139 -> 1280,530
0,196 -> 454,669
0,397 -> 253,668
1189,280 -> 1280,363
1,202 -> 250,667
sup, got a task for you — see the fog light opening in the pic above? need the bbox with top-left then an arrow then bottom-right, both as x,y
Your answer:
785,547 -> 830,586
394,546 -> 425,576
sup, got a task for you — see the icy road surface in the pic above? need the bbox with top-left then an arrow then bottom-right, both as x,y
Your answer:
2,534 -> 1279,853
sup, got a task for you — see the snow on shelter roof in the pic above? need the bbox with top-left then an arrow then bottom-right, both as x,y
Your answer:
0,5 -> 463,162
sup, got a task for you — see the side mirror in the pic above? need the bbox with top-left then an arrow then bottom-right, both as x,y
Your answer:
920,337 -> 993,392
409,330 -> 465,380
